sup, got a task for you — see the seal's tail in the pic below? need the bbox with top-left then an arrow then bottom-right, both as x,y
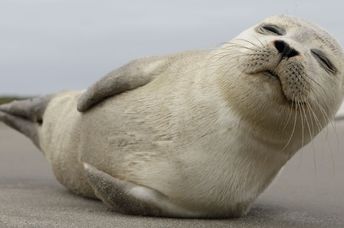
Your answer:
0,95 -> 52,148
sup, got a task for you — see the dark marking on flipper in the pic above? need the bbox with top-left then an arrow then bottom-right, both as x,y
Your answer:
0,96 -> 52,123
83,163 -> 200,217
0,95 -> 52,147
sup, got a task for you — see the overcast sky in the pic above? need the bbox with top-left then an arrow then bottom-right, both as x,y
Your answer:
1,0 -> 344,99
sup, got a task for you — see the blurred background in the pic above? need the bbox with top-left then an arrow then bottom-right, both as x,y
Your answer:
0,0 -> 344,114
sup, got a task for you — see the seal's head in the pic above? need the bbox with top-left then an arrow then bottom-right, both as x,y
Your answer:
212,15 -> 344,152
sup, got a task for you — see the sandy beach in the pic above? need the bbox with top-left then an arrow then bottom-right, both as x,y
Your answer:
0,122 -> 343,228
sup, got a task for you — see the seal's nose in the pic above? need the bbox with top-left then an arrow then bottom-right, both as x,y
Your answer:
274,40 -> 299,58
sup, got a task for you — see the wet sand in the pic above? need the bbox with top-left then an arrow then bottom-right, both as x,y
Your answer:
0,122 -> 343,228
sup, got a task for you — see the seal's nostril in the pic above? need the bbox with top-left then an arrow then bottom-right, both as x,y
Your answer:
287,49 -> 299,58
274,40 -> 299,58
274,40 -> 286,53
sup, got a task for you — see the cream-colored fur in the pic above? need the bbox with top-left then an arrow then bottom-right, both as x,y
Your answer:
5,15 -> 344,217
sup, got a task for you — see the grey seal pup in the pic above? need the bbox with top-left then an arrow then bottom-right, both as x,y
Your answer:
1,15 -> 344,218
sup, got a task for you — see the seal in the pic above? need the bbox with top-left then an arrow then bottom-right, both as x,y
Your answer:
1,15 -> 344,218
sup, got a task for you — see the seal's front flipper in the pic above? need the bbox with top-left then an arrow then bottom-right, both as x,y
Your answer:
0,96 -> 52,147
83,163 -> 201,218
77,56 -> 169,112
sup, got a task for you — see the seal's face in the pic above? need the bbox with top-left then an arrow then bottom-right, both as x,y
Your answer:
214,15 -> 344,150
240,16 -> 343,104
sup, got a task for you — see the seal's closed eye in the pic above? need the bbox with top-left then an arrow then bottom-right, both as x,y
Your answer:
257,24 -> 286,36
311,49 -> 337,74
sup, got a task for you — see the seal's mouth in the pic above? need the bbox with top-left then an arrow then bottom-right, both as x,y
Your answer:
256,69 -> 297,105
262,70 -> 279,80
259,70 -> 307,106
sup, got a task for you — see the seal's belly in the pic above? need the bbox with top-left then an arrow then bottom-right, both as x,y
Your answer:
78,78 -> 210,178
79,87 -> 176,179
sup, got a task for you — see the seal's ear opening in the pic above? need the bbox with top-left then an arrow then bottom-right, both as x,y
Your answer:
0,95 -> 52,148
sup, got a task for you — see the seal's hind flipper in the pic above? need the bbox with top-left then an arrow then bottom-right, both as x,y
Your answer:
0,95 -> 52,147
0,111 -> 39,147
0,96 -> 51,123
77,56 -> 169,112
83,163 -> 201,218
